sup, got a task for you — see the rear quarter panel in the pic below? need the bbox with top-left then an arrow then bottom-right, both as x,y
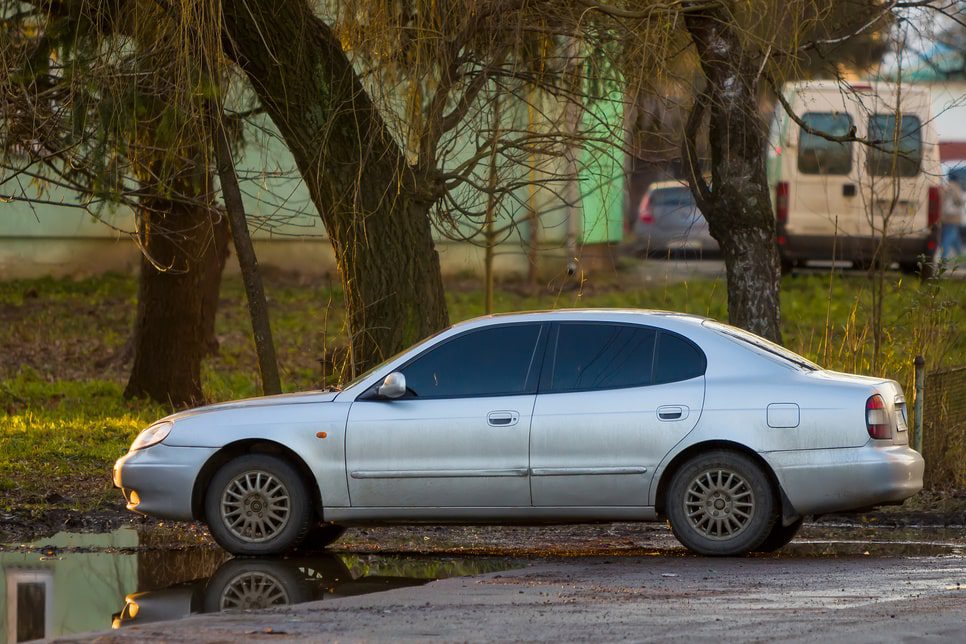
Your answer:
647,327 -> 877,505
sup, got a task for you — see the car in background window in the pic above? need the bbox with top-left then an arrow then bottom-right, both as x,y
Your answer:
767,81 -> 941,273
633,180 -> 718,257
114,310 -> 923,557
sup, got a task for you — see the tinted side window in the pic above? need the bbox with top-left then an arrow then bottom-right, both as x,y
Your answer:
550,324 -> 656,392
797,112 -> 854,175
654,332 -> 706,384
867,114 -> 922,177
402,324 -> 540,398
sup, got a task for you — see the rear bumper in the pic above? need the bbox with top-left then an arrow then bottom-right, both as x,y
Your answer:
633,229 -> 719,254
113,444 -> 217,521
763,444 -> 924,515
780,233 -> 934,264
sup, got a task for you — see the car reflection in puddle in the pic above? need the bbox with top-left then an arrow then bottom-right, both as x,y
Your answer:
0,529 -> 521,640
113,552 -> 520,629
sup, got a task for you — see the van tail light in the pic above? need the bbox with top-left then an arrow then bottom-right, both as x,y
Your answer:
866,394 -> 892,440
775,181 -> 789,223
639,194 -> 654,224
927,186 -> 941,227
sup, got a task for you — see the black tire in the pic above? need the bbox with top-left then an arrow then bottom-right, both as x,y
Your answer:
204,559 -> 316,613
666,450 -> 776,556
754,517 -> 803,553
296,523 -> 347,552
899,259 -> 935,280
204,454 -> 313,556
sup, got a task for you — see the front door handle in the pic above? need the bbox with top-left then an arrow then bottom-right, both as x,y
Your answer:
487,411 -> 519,427
657,405 -> 689,421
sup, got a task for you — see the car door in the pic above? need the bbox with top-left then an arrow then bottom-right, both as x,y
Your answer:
529,322 -> 705,507
345,322 -> 545,508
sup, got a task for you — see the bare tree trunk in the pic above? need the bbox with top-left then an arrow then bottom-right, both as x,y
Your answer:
214,115 -> 282,395
683,9 -> 783,343
125,186 -> 229,407
222,0 -> 448,377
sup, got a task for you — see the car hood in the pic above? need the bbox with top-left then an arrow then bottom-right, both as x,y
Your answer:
165,390 -> 339,421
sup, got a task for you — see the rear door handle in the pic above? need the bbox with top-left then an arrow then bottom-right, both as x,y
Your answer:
657,405 -> 689,421
487,411 -> 519,427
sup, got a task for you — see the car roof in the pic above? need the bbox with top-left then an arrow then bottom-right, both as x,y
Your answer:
448,308 -> 709,331
647,179 -> 690,192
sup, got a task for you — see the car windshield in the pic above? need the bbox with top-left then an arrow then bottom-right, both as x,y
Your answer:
703,320 -> 820,371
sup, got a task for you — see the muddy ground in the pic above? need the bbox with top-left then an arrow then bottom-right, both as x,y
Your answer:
5,493 -> 966,552
50,521 -> 966,643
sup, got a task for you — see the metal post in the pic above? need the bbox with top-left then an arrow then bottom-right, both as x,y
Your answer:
913,355 -> 925,453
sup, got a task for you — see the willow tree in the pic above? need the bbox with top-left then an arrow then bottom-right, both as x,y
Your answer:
0,0 -> 230,406
219,0 -> 615,374
577,0 -> 894,343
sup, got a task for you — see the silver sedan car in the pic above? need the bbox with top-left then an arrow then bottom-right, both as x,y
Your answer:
113,310 -> 923,557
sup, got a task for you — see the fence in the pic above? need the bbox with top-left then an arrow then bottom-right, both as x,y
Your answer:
919,365 -> 966,490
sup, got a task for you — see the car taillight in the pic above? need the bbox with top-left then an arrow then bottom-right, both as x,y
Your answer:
775,181 -> 789,223
928,186 -> 941,226
866,394 -> 892,439
639,194 -> 654,224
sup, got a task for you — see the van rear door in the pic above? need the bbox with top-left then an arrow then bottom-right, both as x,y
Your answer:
790,93 -> 865,242
859,90 -> 931,240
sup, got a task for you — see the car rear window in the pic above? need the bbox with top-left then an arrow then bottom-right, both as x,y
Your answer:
704,320 -> 820,371
797,112 -> 854,175
867,114 -> 922,177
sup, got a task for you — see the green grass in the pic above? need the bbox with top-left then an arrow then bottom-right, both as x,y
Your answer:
1,269 -> 964,515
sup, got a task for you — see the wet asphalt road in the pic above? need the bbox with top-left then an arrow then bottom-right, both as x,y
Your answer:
59,523 -> 966,643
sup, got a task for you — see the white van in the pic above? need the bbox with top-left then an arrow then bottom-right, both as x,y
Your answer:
767,81 -> 941,272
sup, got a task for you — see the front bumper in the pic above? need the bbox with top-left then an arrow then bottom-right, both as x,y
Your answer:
113,444 -> 218,521
764,444 -> 924,516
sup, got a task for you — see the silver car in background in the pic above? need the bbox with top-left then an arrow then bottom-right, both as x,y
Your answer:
114,310 -> 923,557
634,180 -> 718,256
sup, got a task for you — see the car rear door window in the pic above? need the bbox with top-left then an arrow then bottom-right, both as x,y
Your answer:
867,114 -> 922,177
653,332 -> 707,384
548,323 -> 657,392
401,324 -> 541,398
797,112 -> 854,175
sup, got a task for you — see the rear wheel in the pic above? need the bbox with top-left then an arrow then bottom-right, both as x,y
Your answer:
205,454 -> 313,556
755,517 -> 803,553
666,450 -> 776,556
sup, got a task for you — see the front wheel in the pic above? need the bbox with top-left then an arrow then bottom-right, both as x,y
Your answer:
205,454 -> 314,556
666,450 -> 776,556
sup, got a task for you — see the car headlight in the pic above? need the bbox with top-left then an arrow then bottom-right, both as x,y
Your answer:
130,421 -> 173,451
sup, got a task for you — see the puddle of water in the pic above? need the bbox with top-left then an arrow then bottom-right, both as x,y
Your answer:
0,530 -> 520,641
776,539 -> 965,558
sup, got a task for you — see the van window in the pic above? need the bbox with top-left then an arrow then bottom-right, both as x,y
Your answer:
867,114 -> 922,177
797,113 -> 854,175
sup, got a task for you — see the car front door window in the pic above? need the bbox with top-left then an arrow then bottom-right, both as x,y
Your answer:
402,324 -> 542,398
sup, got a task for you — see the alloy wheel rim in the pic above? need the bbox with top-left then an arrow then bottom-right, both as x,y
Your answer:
221,470 -> 291,543
683,468 -> 755,540
220,571 -> 290,610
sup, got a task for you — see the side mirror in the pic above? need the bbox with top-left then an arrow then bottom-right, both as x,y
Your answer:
377,372 -> 407,399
